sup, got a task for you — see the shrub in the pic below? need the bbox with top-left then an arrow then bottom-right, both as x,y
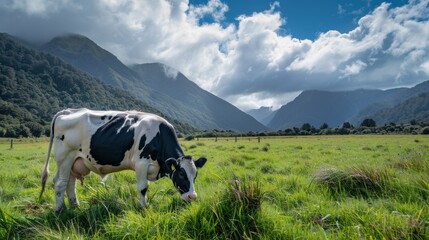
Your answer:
360,118 -> 376,127
184,135 -> 195,141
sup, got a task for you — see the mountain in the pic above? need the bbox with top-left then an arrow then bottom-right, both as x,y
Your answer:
351,80 -> 429,124
370,92 -> 429,124
131,63 -> 268,132
246,107 -> 276,125
268,89 -> 402,130
0,33 -> 195,137
41,34 -> 144,89
41,34 -> 267,132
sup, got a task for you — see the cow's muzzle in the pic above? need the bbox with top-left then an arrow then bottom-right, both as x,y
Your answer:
181,192 -> 198,201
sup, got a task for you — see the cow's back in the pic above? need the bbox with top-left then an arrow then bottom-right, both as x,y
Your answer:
54,109 -> 170,174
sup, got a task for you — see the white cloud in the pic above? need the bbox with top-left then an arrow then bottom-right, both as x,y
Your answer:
188,0 -> 229,22
1,0 -> 75,16
420,60 -> 429,75
341,60 -> 368,78
0,0 -> 428,111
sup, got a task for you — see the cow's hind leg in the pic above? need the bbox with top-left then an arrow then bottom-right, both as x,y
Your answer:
54,151 -> 75,213
135,161 -> 149,208
66,175 -> 79,208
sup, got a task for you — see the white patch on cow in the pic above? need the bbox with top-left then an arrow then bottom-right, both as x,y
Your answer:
178,157 -> 198,201
147,159 -> 160,181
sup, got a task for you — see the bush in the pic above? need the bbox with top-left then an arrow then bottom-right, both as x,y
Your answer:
184,135 -> 195,141
361,118 -> 376,127
421,127 -> 429,135
24,122 -> 45,137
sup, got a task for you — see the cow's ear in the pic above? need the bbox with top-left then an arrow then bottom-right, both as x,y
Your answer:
166,158 -> 179,172
194,157 -> 207,168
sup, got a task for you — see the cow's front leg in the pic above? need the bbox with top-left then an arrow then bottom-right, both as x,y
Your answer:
66,175 -> 79,208
135,161 -> 149,208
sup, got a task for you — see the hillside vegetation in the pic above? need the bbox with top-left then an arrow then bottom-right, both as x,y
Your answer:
42,34 -> 267,132
0,33 -> 195,137
0,136 -> 428,239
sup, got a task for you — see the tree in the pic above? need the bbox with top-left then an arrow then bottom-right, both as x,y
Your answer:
301,123 -> 312,131
320,123 -> 329,129
342,122 -> 353,129
360,118 -> 376,127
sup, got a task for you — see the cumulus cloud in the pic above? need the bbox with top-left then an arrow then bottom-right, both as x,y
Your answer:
1,0 -> 74,16
0,0 -> 428,111
188,0 -> 229,22
341,60 -> 368,78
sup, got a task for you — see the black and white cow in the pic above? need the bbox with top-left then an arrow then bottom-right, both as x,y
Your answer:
39,108 -> 207,213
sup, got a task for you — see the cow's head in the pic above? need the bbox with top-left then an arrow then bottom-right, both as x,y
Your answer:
166,156 -> 207,201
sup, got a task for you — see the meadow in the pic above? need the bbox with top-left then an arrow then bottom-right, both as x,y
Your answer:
0,135 -> 428,239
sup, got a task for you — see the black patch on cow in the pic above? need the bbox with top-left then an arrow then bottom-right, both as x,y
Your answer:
140,187 -> 148,197
79,148 -> 82,152
138,135 -> 146,151
89,114 -> 138,166
108,116 -> 112,120
171,167 -> 190,194
139,135 -> 159,160
139,122 -> 185,178
101,115 -> 106,120
60,135 -> 64,141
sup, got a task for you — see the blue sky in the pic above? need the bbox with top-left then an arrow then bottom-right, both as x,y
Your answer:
0,0 -> 428,110
190,0 -> 407,39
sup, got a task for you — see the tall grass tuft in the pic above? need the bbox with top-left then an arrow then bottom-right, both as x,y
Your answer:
187,176 -> 265,239
313,165 -> 393,198
391,148 -> 428,172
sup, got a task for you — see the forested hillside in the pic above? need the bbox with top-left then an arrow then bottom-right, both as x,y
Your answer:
371,92 -> 429,125
0,33 -> 194,137
42,34 -> 267,132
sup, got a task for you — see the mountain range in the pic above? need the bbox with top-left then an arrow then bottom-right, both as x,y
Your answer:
40,34 -> 267,132
247,81 -> 429,130
1,32 -> 429,135
0,33 -> 195,136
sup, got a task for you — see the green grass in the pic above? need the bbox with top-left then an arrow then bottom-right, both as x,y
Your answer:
0,135 -> 428,239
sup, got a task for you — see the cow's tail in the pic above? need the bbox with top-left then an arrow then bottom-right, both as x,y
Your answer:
39,110 -> 71,200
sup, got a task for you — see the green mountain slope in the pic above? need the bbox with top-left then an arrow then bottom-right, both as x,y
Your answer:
0,33 -> 194,137
369,91 -> 429,124
351,81 -> 429,124
41,34 -> 267,132
132,63 -> 268,132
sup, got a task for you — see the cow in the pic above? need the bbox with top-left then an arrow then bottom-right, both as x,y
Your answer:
39,108 -> 207,213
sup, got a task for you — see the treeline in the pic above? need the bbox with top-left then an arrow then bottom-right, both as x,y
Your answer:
0,33 -> 196,137
190,119 -> 429,139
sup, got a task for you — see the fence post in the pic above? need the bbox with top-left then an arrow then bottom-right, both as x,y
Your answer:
258,137 -> 260,143
10,139 -> 13,149
215,137 -> 217,142
235,136 -> 237,142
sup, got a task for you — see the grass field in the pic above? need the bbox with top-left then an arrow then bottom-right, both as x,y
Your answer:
0,135 -> 428,239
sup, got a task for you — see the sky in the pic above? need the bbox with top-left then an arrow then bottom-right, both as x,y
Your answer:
0,0 -> 428,111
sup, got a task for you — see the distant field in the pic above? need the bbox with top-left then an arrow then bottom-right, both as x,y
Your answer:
1,135 -> 428,239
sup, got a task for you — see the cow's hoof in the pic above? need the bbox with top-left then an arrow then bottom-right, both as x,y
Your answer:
55,205 -> 66,215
